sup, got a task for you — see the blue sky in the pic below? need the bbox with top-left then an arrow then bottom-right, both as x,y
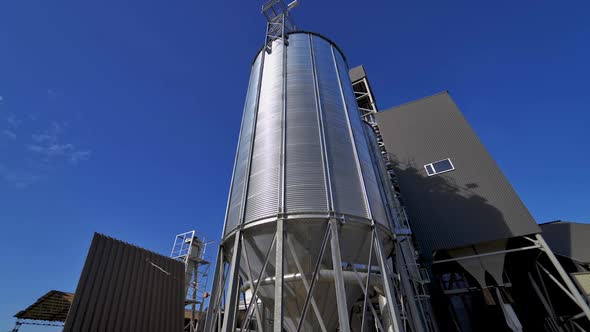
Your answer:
1,0 -> 589,330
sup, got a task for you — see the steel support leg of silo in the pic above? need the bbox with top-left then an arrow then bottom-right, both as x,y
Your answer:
286,235 -> 328,332
527,272 -> 564,331
329,219 -> 351,332
348,241 -> 387,332
373,227 -> 403,332
241,240 -> 264,330
297,223 -> 331,332
241,233 -> 276,332
535,234 -> 590,322
221,231 -> 243,332
274,218 -> 285,332
204,248 -> 225,332
360,230 -> 376,332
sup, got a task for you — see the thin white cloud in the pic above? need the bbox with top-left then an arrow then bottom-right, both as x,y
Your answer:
2,110 -> 91,188
31,133 -> 57,144
27,143 -> 74,156
70,150 -> 92,164
47,89 -> 61,100
27,142 -> 92,165
6,114 -> 20,128
2,130 -> 16,140
51,121 -> 65,134
0,164 -> 43,189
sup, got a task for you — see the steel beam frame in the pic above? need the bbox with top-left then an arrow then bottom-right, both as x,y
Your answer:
296,223 -> 332,332
204,219 -> 408,332
262,0 -> 296,53
435,234 -> 590,328
330,219 -> 351,332
432,244 -> 542,265
351,77 -> 378,121
533,234 -> 590,323
286,234 -> 327,332
240,233 -> 276,332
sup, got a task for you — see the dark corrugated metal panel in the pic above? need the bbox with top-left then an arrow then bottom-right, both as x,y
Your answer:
375,92 -> 540,257
541,221 -> 590,263
63,233 -> 185,332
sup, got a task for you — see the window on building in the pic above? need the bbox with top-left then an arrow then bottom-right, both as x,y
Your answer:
424,158 -> 454,176
425,164 -> 435,175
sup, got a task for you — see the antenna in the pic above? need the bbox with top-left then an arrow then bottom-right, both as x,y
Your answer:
261,0 -> 298,53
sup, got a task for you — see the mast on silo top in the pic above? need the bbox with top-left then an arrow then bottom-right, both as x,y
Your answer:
262,0 -> 298,53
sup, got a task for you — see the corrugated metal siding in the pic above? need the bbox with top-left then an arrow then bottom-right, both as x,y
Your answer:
285,33 -> 327,213
363,122 -> 398,228
244,40 -> 283,223
225,52 -> 263,234
312,35 -> 368,218
63,233 -> 184,332
335,55 -> 388,225
223,32 -> 392,233
375,92 -> 540,256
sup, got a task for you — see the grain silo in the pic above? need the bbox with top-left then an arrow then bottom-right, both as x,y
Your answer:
203,1 -> 435,331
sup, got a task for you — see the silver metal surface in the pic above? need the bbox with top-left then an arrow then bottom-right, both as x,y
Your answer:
274,219 -> 284,332
225,52 -> 265,235
224,33 -> 392,234
220,231 -> 242,332
329,219 -> 351,332
207,32 -> 402,332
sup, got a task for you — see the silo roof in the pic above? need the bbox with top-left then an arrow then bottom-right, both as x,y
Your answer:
251,30 -> 348,67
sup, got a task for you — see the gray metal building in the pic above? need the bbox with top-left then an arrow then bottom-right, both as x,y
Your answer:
541,221 -> 590,269
375,91 -> 540,257
353,78 -> 590,330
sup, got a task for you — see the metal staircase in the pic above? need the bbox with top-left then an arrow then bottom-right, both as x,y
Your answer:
352,71 -> 438,332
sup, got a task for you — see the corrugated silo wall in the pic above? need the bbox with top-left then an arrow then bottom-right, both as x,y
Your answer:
223,32 -> 389,236
63,233 -> 185,332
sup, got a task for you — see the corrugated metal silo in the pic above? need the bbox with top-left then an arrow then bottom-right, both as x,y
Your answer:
224,32 -> 389,235
205,32 -> 404,332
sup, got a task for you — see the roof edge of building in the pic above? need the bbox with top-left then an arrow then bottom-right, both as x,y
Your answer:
382,90 -> 450,113
540,220 -> 588,225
